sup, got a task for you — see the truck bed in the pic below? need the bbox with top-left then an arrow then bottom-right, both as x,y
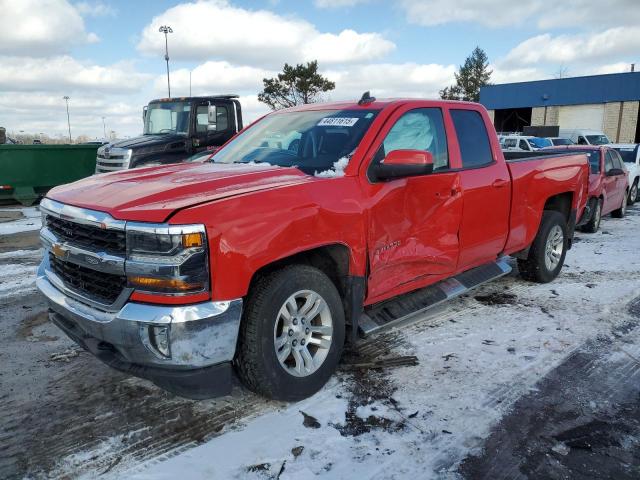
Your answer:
503,151 -> 590,255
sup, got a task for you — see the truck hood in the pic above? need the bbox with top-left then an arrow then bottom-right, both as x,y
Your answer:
47,162 -> 313,223
110,133 -> 185,150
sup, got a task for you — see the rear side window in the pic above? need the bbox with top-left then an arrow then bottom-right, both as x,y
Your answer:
450,109 -> 493,168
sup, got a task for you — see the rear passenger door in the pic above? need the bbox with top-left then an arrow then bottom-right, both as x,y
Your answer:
449,108 -> 511,271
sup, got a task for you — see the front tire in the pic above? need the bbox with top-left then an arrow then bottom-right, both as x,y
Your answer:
517,210 -> 568,283
236,265 -> 345,401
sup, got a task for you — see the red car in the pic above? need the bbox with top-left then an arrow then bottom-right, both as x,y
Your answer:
37,97 -> 589,400
543,146 -> 629,232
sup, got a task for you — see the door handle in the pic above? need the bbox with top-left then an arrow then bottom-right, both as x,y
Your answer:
492,179 -> 509,188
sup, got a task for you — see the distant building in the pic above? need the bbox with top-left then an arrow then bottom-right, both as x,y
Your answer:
480,72 -> 640,142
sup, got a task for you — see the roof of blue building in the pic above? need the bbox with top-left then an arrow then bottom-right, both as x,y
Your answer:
480,72 -> 640,110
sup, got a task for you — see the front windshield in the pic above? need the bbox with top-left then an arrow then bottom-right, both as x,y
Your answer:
586,134 -> 610,145
144,101 -> 191,135
552,138 -> 573,146
212,109 -> 379,175
614,147 -> 638,164
529,137 -> 552,148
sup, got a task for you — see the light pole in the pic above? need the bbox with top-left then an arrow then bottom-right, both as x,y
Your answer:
63,96 -> 71,143
102,116 -> 107,138
159,25 -> 173,98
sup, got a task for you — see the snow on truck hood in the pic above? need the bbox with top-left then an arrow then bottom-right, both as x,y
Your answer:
46,162 -> 313,223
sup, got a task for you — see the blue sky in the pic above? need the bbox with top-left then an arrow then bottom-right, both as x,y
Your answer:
1,0 -> 638,139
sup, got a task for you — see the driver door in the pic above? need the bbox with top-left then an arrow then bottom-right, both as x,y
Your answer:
193,102 -> 231,152
364,106 -> 463,303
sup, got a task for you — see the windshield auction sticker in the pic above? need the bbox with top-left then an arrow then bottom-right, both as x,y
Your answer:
318,117 -> 359,127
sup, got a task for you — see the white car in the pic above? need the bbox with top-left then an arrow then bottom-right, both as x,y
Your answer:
610,143 -> 640,204
502,135 -> 552,152
559,129 -> 611,146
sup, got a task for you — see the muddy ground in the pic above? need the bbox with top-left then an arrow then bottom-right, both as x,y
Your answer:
1,206 -> 639,479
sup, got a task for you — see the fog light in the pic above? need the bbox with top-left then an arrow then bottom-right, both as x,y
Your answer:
149,325 -> 171,358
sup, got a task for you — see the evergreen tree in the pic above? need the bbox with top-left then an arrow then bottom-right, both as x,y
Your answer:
440,47 -> 492,102
258,61 -> 335,110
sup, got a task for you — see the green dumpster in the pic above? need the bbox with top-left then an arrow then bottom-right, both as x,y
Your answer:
0,144 -> 98,205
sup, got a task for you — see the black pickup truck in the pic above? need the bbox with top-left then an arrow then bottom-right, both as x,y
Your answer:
95,95 -> 242,173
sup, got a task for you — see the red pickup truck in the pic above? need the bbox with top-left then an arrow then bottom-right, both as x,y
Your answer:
37,97 -> 589,401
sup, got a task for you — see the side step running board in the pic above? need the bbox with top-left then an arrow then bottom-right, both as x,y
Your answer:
358,258 -> 512,336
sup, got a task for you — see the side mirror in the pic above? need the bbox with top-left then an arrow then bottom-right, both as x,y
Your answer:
207,104 -> 218,131
606,168 -> 624,177
371,149 -> 434,181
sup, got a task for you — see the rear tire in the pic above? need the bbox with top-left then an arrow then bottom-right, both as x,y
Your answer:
628,180 -> 638,205
581,198 -> 601,233
518,210 -> 568,283
236,265 -> 345,401
611,191 -> 627,218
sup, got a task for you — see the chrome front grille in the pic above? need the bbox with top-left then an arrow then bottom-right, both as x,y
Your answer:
49,253 -> 126,304
46,216 -> 126,256
40,198 -> 131,310
95,146 -> 131,173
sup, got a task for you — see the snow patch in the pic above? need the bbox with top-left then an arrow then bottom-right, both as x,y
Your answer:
314,156 -> 349,178
0,207 -> 42,235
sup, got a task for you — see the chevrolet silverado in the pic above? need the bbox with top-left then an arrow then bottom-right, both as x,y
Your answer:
37,97 -> 589,401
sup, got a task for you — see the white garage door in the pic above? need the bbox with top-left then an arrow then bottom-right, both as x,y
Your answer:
558,104 -> 604,130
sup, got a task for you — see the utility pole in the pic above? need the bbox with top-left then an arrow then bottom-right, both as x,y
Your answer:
159,25 -> 173,98
63,96 -> 71,143
102,116 -> 107,138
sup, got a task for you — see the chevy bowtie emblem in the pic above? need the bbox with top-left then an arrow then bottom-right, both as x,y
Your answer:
51,243 -> 69,259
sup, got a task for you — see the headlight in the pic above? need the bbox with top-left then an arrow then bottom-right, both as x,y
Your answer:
125,223 -> 209,295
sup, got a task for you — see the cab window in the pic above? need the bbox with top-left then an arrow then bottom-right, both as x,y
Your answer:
450,109 -> 493,168
577,136 -> 588,145
379,108 -> 449,170
610,150 -> 624,170
196,105 -> 228,134
519,139 -> 531,151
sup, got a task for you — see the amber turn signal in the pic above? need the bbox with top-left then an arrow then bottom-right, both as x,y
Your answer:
128,276 -> 203,291
182,232 -> 204,248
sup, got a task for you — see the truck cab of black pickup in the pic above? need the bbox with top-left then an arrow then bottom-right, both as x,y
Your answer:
95,95 -> 243,174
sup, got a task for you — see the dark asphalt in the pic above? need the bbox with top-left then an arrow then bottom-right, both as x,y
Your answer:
459,299 -> 640,480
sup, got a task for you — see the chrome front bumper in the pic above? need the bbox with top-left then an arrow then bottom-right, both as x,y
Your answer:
37,257 -> 243,397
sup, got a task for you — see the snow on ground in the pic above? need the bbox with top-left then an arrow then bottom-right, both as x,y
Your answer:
0,206 -> 41,235
106,208 -> 640,480
0,262 -> 39,297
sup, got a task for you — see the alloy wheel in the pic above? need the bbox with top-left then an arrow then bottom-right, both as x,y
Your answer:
273,290 -> 333,377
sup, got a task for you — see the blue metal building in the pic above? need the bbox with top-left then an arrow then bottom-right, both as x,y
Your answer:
479,72 -> 640,142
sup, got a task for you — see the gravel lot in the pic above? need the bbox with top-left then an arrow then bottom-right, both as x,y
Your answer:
0,204 -> 639,479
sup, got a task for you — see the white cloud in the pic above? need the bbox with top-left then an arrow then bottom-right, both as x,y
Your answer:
0,0 -> 99,56
153,61 -> 273,97
137,0 -> 395,67
399,0 -> 541,28
0,92 -> 145,140
314,0 -> 370,8
0,55 -> 151,93
75,1 -> 117,17
502,27 -> 640,67
326,62 -> 456,99
398,0 -> 640,29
